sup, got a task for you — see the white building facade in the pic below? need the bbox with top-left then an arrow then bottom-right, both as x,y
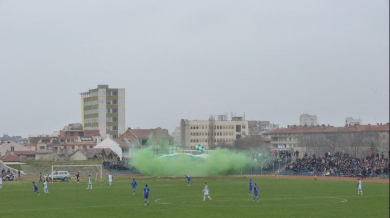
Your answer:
180,116 -> 249,149
248,121 -> 279,136
172,127 -> 181,145
299,113 -> 318,126
80,85 -> 126,139
345,117 -> 362,125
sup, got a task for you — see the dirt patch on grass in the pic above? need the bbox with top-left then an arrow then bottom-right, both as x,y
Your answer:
19,173 -> 389,184
81,174 -> 389,184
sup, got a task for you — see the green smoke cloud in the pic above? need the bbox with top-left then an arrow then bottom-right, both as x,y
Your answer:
130,147 -> 252,176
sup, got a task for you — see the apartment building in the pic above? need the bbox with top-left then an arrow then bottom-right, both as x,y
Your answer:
264,124 -> 389,156
299,113 -> 318,126
80,85 -> 126,138
345,117 -> 362,125
248,121 -> 279,136
180,115 -> 249,149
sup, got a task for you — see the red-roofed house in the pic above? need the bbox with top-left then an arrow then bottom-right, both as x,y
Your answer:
13,150 -> 36,159
1,153 -> 27,162
0,142 -> 34,158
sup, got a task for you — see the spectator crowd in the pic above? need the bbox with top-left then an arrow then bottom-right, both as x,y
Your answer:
1,168 -> 19,181
285,151 -> 389,178
103,160 -> 129,170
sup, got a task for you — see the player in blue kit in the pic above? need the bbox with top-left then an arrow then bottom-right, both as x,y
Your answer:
185,175 -> 191,186
248,179 -> 253,195
253,183 -> 259,203
131,178 -> 137,195
143,184 -> 150,206
32,182 -> 40,196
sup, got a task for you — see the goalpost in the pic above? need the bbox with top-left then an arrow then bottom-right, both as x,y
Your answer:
51,165 -> 103,183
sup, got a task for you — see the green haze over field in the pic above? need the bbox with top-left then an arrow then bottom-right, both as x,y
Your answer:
131,148 -> 254,176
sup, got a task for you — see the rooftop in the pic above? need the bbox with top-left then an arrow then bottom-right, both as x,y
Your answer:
266,124 -> 389,135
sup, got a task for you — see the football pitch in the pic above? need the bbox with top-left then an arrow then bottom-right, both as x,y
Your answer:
0,177 -> 388,218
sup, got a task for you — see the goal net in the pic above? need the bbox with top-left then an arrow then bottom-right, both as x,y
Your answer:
51,165 -> 103,183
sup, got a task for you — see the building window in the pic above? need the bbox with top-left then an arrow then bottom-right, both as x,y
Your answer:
106,108 -> 118,113
11,146 -> 14,151
106,117 -> 118,122
106,100 -> 118,105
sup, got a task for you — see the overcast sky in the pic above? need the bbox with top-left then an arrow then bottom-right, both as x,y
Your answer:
0,0 -> 388,137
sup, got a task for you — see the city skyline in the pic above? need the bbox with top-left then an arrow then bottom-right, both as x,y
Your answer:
0,0 -> 389,137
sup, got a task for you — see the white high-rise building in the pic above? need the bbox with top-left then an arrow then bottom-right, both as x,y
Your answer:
80,85 -> 126,139
345,117 -> 362,125
300,113 -> 318,126
172,127 -> 181,145
248,121 -> 279,136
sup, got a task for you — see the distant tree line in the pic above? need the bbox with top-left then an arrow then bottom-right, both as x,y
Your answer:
300,130 -> 388,157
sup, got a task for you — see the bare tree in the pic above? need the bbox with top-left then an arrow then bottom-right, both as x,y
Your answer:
323,131 -> 344,154
362,130 -> 380,155
343,132 -> 366,157
300,133 -> 330,156
234,135 -> 267,150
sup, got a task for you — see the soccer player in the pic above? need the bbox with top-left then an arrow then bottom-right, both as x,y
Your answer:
143,184 -> 150,205
87,175 -> 92,190
185,175 -> 191,186
39,172 -> 43,183
108,173 -> 113,186
43,180 -> 49,194
131,178 -> 137,195
357,178 -> 363,195
0,176 -> 2,190
32,182 -> 40,196
248,179 -> 253,195
76,171 -> 80,183
253,183 -> 259,203
202,182 -> 212,201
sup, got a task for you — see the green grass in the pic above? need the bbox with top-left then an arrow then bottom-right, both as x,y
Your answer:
7,164 -> 22,170
0,177 -> 388,218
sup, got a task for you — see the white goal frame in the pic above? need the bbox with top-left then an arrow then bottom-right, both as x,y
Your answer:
51,165 -> 103,183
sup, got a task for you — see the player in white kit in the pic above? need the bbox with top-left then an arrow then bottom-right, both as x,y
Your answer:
43,180 -> 49,193
87,175 -> 92,190
0,176 -> 2,190
108,173 -> 113,186
202,182 -> 212,201
357,178 -> 363,195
